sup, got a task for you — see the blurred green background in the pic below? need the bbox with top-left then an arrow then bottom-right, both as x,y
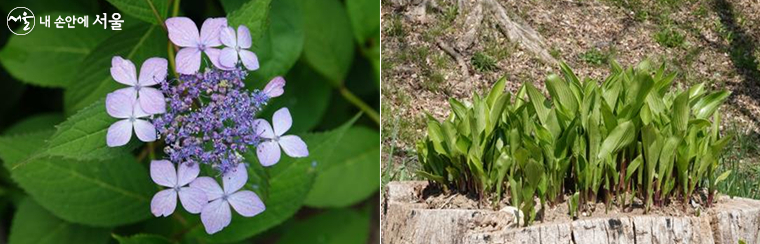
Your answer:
0,0 -> 380,243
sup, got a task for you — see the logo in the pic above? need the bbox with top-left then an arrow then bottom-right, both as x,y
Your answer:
7,7 -> 35,35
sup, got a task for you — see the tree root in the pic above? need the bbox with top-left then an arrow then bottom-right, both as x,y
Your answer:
436,39 -> 471,79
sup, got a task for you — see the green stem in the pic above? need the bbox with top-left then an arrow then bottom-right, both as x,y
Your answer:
145,0 -> 167,31
339,86 -> 379,125
172,0 -> 181,17
148,142 -> 156,160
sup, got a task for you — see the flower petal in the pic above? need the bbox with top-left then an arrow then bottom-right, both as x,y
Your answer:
138,87 -> 166,115
190,177 -> 224,201
272,107 -> 292,136
219,47 -> 238,69
177,162 -> 200,186
132,97 -> 149,118
178,186 -> 207,214
228,190 -> 265,217
279,135 -> 309,157
166,17 -> 199,47
106,119 -> 132,147
222,163 -> 248,194
201,199 -> 231,234
200,18 -> 226,47
113,87 -> 137,101
133,119 -> 157,142
256,141 -> 281,167
204,48 -> 225,70
151,189 -> 177,217
106,92 -> 133,119
238,50 -> 259,71
255,119 -> 275,139
175,47 -> 201,75
110,56 -> 137,86
262,76 -> 285,98
236,25 -> 252,49
150,160 -> 177,187
138,57 -> 167,86
220,26 -> 236,48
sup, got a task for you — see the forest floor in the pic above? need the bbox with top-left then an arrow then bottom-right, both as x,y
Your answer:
380,0 -> 760,197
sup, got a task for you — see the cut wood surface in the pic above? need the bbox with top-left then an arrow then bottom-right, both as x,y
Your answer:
382,181 -> 760,244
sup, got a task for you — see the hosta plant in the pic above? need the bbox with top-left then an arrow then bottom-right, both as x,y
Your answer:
416,60 -> 732,225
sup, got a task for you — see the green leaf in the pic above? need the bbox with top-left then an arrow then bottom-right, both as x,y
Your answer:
715,170 -> 731,185
525,83 -> 550,125
254,62 -> 331,133
671,91 -> 690,133
625,155 -> 642,181
1,0 -> 98,15
692,91 -> 730,119
597,120 -> 635,159
0,131 -> 153,227
545,74 -> 578,117
0,25 -> 110,88
0,131 -> 53,168
302,0 -> 355,86
9,155 -> 153,227
44,99 -> 137,161
227,0 -> 272,46
193,115 -> 359,243
113,234 -> 174,244
105,0 -> 168,25
64,24 -> 167,115
346,0 -> 379,45
487,77 -> 507,108
2,113 -> 63,135
276,208 -> 370,244
248,0 -> 304,83
9,198 -> 110,244
305,126 -> 379,207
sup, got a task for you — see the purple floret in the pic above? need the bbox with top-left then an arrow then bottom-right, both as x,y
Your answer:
154,66 -> 268,174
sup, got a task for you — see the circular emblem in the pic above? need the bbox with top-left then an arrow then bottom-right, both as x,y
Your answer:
7,7 -> 35,35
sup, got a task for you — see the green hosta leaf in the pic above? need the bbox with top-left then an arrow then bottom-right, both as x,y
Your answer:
525,83 -> 550,124
248,0 -> 304,83
105,0 -> 168,25
449,98 -> 468,120
625,155 -> 642,181
0,24 -> 110,88
671,91 -> 690,133
0,132 -> 153,227
65,24 -> 167,115
2,113 -> 63,135
302,0 -> 355,86
692,91 -> 730,119
9,198 -> 110,244
524,160 -> 544,186
598,120 -> 635,159
113,234 -> 174,244
545,74 -> 578,117
487,77 -> 507,108
305,126 -> 379,207
715,170 -> 731,185
687,83 -> 706,103
193,115 -> 358,243
276,208 -> 370,244
44,99 -> 137,161
227,0 -> 271,46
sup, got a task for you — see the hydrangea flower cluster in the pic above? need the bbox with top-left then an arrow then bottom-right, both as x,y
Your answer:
103,17 -> 308,234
